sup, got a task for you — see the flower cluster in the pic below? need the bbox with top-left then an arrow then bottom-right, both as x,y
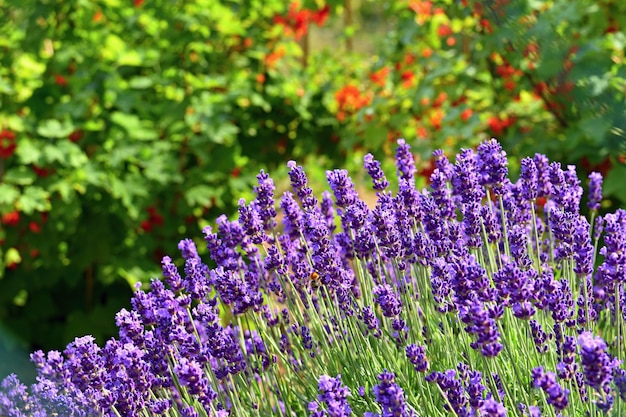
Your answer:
2,138 -> 626,416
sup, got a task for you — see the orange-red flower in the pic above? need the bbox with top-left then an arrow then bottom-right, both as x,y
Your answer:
265,46 -> 286,68
400,71 -> 415,88
2,211 -> 20,227
369,67 -> 390,87
437,24 -> 453,37
55,74 -> 68,87
310,4 -> 330,26
274,4 -> 308,39
0,129 -> 16,158
429,109 -> 444,130
409,0 -> 432,15
29,222 -> 41,234
335,85 -> 372,120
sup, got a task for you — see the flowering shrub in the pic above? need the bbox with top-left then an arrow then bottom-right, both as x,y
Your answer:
2,138 -> 625,416
0,0 -> 347,374
336,0 -> 626,202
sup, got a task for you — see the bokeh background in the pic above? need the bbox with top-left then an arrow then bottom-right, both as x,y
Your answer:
0,0 -> 625,382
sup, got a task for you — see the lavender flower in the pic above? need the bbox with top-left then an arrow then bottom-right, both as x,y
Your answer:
369,371 -> 416,417
587,172 -> 603,211
405,344 -> 429,373
395,139 -> 416,185
578,331 -> 619,408
477,138 -> 508,196
364,153 -> 389,191
531,367 -> 569,410
309,374 -> 352,417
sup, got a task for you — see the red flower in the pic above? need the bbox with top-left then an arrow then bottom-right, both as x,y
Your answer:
335,84 -> 372,116
369,67 -> 390,87
311,4 -> 330,26
409,0 -> 432,16
140,220 -> 152,232
69,130 -> 83,143
400,71 -> 415,88
133,0 -> 144,7
265,46 -> 286,68
55,74 -> 68,87
29,222 -> 41,234
461,108 -> 473,121
147,206 -> 164,227
274,2 -> 311,40
0,129 -> 16,158
504,79 -> 516,91
433,92 -> 447,108
32,165 -> 54,178
429,109 -> 444,130
437,24 -> 453,37
2,211 -> 20,227
488,116 -> 505,135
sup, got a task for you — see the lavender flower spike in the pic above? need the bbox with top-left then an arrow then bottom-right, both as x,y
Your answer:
588,172 -> 603,211
309,374 -> 352,417
364,153 -> 389,191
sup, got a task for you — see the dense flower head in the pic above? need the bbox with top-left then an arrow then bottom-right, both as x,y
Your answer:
477,138 -> 508,195
4,138 -> 626,416
395,139 -> 416,184
369,371 -> 416,417
309,374 -> 352,417
364,153 -> 389,191
587,172 -> 603,211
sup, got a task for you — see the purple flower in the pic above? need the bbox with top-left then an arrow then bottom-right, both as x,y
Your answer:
287,160 -> 318,211
395,139 -> 416,185
327,169 -> 359,209
459,299 -> 503,358
373,284 -> 402,317
578,332 -> 619,398
426,369 -> 468,414
519,157 -> 538,201
529,320 -> 549,354
364,153 -> 389,191
477,138 -> 508,196
309,374 -> 352,417
254,169 -> 277,230
452,148 -> 485,204
531,367 -> 569,410
405,344 -> 429,373
587,172 -> 603,211
371,371 -> 416,417
480,397 -> 507,416
238,198 -> 264,244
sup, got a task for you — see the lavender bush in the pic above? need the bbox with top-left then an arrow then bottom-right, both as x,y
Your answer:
2,138 -> 625,416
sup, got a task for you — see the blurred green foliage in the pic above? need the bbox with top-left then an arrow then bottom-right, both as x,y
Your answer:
0,0 -> 625,380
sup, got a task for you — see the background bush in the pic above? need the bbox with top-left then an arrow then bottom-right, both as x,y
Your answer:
0,0 -> 624,381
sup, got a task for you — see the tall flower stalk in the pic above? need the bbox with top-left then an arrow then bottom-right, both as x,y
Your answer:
2,138 -> 625,417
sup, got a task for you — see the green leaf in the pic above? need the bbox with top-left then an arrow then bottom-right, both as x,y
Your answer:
36,119 -> 74,139
184,184 -> 222,207
48,180 -> 74,202
128,76 -> 154,89
3,167 -> 35,186
15,138 -> 42,164
603,164 -> 626,203
111,112 -> 158,140
0,184 -> 20,205
17,186 -> 51,214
